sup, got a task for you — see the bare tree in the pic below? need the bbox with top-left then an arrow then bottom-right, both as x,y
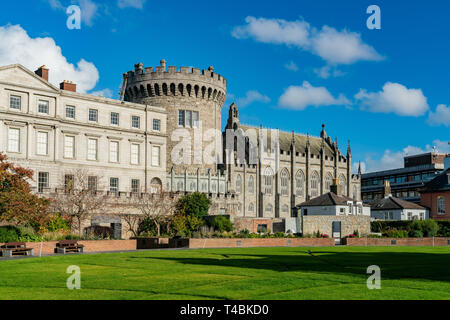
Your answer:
121,213 -> 144,238
127,191 -> 177,237
50,169 -> 115,237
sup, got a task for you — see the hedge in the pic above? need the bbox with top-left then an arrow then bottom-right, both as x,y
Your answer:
371,220 -> 450,237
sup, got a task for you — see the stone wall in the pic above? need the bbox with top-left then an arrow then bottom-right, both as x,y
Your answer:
233,218 -> 274,233
302,215 -> 371,236
0,240 -> 137,256
344,237 -> 450,246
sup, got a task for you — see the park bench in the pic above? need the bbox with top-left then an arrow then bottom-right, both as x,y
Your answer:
1,242 -> 34,257
55,240 -> 84,254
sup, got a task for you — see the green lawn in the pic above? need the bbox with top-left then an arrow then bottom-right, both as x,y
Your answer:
1,246 -> 449,300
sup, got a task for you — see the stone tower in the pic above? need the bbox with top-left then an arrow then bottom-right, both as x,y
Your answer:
123,60 -> 227,174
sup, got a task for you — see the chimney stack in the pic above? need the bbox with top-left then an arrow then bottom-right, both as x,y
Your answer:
384,180 -> 392,198
60,80 -> 76,92
35,65 -> 49,81
330,178 -> 341,195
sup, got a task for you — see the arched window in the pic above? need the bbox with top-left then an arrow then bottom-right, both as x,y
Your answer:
177,181 -> 184,192
237,202 -> 242,214
248,175 -> 255,194
282,204 -> 289,215
353,185 -> 358,200
248,202 -> 254,212
325,174 -> 332,192
264,167 -> 273,195
339,175 -> 346,195
281,169 -> 289,196
236,174 -> 242,193
211,182 -> 217,192
265,204 -> 273,215
311,171 -> 319,198
438,196 -> 446,215
296,170 -> 305,197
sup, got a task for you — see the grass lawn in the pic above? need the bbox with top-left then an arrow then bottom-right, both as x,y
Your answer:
0,246 -> 449,300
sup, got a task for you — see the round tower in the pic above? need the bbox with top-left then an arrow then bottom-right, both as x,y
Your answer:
124,59 -> 227,174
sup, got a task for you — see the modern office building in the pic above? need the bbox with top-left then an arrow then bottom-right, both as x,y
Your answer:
361,152 -> 449,204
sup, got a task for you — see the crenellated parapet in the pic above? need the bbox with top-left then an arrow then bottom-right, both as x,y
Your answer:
124,59 -> 227,106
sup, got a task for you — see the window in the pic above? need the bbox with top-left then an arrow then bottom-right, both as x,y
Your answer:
186,111 -> 192,128
282,205 -> 289,214
38,100 -> 49,114
87,139 -> 98,161
193,111 -> 199,128
296,170 -> 305,197
66,105 -> 75,119
265,204 -> 273,215
264,167 -> 273,195
64,136 -> 75,159
8,128 -> 20,152
281,169 -> 289,196
153,119 -> 161,131
339,175 -> 346,195
437,196 -> 446,215
10,95 -> 21,110
38,172 -> 49,193
132,116 -> 140,129
248,176 -> 255,194
110,178 -> 119,194
131,179 -> 140,194
311,171 -> 319,198
257,224 -> 268,233
152,145 -> 160,166
248,203 -> 254,212
384,212 -> 394,220
111,112 -> 119,126
64,174 -> 74,193
36,131 -> 48,155
178,110 -> 185,126
325,174 -> 332,192
109,141 -> 119,163
88,109 -> 98,122
407,212 -> 412,220
131,144 -> 140,165
419,212 -> 425,220
236,174 -> 242,193
88,176 -> 97,192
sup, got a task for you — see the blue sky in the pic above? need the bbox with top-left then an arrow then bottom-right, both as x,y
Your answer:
0,0 -> 449,172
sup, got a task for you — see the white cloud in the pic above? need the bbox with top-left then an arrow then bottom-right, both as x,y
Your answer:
117,0 -> 147,9
427,104 -> 450,127
237,90 -> 270,107
232,16 -> 310,47
313,65 -> 345,79
90,88 -> 114,98
48,0 -> 64,10
362,140 -> 450,173
311,26 -> 383,65
232,16 -> 382,65
284,61 -> 299,72
278,81 -> 349,110
79,0 -> 99,27
0,24 -> 99,93
355,82 -> 429,117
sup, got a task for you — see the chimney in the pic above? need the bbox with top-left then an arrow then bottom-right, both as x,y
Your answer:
330,178 -> 341,195
384,180 -> 392,198
160,59 -> 166,71
35,65 -> 49,81
60,80 -> 76,92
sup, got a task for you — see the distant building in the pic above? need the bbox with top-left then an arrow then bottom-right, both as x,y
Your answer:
371,182 -> 428,220
361,152 -> 449,204
295,179 -> 371,243
420,167 -> 450,220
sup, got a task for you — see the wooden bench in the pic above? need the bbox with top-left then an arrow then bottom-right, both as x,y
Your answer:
1,242 -> 34,257
55,240 -> 85,254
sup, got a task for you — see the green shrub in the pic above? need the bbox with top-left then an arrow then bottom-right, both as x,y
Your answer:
176,192 -> 211,219
409,230 -> 424,238
0,226 -> 20,243
385,229 -> 409,238
47,213 -> 70,232
410,220 -> 439,237
211,216 -> 233,232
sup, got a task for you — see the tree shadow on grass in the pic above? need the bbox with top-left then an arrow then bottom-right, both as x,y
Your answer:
130,250 -> 450,282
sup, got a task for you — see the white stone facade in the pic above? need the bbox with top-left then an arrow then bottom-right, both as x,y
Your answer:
0,64 -> 167,194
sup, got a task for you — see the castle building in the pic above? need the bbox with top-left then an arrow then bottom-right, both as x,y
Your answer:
0,60 -> 361,233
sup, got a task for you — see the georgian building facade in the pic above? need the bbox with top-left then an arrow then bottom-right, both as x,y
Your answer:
0,64 -> 167,195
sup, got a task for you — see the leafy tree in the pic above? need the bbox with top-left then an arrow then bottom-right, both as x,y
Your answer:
176,192 -> 211,219
0,153 -> 50,232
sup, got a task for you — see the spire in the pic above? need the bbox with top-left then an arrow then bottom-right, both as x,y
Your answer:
306,133 -> 310,150
358,161 -> 362,176
347,140 -> 351,156
320,124 -> 327,139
